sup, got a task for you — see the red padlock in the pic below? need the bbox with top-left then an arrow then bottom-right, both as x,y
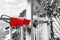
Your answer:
10,17 -> 17,27
17,18 -> 24,26
24,18 -> 30,26
10,17 -> 30,28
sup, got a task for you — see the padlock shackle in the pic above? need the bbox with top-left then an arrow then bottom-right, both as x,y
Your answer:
0,14 -> 11,23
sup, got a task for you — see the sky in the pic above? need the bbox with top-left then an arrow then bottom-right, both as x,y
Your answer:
0,0 -> 26,17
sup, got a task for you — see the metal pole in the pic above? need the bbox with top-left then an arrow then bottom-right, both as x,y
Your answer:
19,27 -> 21,40
26,0 -> 33,40
21,27 -> 23,40
9,26 -> 12,40
31,0 -> 34,40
